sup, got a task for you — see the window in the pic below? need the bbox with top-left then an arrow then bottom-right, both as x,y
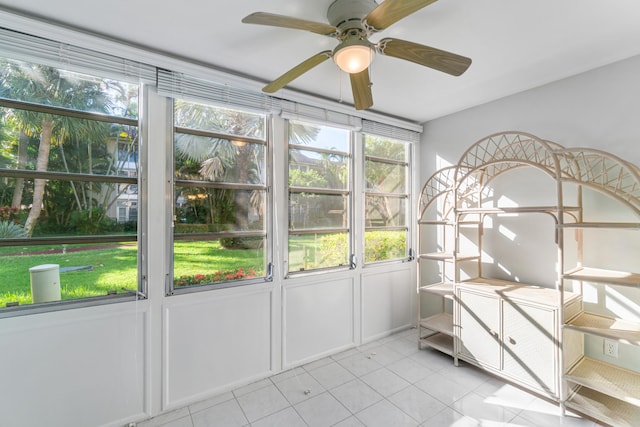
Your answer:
287,120 -> 352,272
363,134 -> 410,263
171,100 -> 269,292
0,57 -> 141,311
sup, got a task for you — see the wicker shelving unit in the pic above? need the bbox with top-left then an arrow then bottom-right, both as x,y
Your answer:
555,147 -> 640,426
417,166 -> 458,357
417,132 -> 640,425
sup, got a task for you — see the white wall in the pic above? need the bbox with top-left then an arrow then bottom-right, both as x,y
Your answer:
420,54 -> 640,371
421,54 -> 640,176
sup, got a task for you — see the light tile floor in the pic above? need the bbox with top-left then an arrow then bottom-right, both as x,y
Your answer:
138,328 -> 602,427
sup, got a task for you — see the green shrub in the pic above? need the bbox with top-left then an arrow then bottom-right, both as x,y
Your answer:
175,223 -> 209,234
314,231 -> 406,266
317,233 -> 348,267
365,230 -> 406,262
219,236 -> 263,250
68,208 -> 116,234
0,220 -> 27,238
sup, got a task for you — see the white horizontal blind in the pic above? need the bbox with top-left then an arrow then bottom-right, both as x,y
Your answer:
157,68 -> 277,113
158,69 -> 421,137
362,119 -> 421,143
279,99 -> 362,130
0,27 -> 156,84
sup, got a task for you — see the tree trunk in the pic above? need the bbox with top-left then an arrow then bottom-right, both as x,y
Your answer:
11,130 -> 29,208
59,142 -> 83,211
24,118 -> 54,236
234,144 -> 250,230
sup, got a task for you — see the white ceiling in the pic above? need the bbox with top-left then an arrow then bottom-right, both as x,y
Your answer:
2,0 -> 640,124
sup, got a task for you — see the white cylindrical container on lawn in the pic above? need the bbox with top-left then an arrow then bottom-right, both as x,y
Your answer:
29,264 -> 61,303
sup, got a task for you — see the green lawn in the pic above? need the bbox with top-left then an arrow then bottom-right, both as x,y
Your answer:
0,241 -> 264,307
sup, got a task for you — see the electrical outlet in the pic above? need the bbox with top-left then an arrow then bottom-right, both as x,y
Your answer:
604,339 -> 619,358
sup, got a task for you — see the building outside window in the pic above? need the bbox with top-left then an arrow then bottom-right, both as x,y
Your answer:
287,120 -> 352,273
0,56 -> 141,311
171,100 -> 269,292
363,134 -> 410,263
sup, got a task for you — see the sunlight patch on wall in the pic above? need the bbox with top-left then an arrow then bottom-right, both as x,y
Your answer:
498,263 -> 512,276
606,286 -> 640,322
582,283 -> 598,304
435,154 -> 453,170
497,194 -> 519,208
498,224 -> 516,241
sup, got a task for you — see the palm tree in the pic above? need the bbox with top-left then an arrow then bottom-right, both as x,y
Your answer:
0,60 -> 112,235
175,103 -> 261,231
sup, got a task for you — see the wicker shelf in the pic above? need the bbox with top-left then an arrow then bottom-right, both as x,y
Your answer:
563,266 -> 640,287
419,252 -> 480,261
419,252 -> 454,261
565,357 -> 640,406
419,332 -> 453,356
419,282 -> 454,299
418,219 -> 453,226
457,205 -> 580,216
565,385 -> 640,427
419,312 -> 453,336
564,312 -> 640,346
461,277 -> 582,308
560,222 -> 640,229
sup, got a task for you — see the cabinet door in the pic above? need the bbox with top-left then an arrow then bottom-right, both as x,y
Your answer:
457,289 -> 501,369
502,301 -> 556,395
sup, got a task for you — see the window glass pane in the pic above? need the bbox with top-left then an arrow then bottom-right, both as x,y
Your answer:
364,136 -> 407,161
174,240 -> 264,288
289,121 -> 349,153
0,58 -> 138,119
289,193 -> 347,229
289,150 -> 348,189
0,58 -> 140,309
288,120 -> 351,273
174,101 -> 265,140
363,134 -> 410,264
365,160 -> 407,193
172,100 -> 268,290
288,232 -> 349,272
175,187 -> 265,232
364,230 -> 407,263
365,195 -> 406,227
0,110 -> 138,176
175,134 -> 265,185
0,242 -> 138,306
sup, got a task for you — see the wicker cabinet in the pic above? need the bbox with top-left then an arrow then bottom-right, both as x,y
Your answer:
456,280 -> 581,398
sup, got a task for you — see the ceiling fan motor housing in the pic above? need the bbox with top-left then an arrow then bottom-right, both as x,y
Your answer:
327,0 -> 378,32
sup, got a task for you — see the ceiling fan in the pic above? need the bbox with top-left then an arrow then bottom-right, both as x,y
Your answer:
242,0 -> 471,110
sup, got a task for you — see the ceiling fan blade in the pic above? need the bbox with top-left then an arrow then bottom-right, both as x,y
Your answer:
364,0 -> 438,32
377,38 -> 471,76
350,69 -> 373,110
242,12 -> 339,37
263,51 -> 333,93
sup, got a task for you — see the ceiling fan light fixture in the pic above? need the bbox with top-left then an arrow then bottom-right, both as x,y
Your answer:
333,40 -> 373,74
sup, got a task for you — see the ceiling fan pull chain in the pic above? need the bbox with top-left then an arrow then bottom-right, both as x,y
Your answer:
338,68 -> 344,103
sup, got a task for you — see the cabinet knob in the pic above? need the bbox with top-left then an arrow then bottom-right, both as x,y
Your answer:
509,336 -> 516,345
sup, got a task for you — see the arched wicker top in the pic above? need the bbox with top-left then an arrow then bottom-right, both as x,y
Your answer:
420,131 -> 640,219
455,132 -> 562,185
454,132 -> 565,205
418,166 -> 457,220
556,148 -> 640,215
